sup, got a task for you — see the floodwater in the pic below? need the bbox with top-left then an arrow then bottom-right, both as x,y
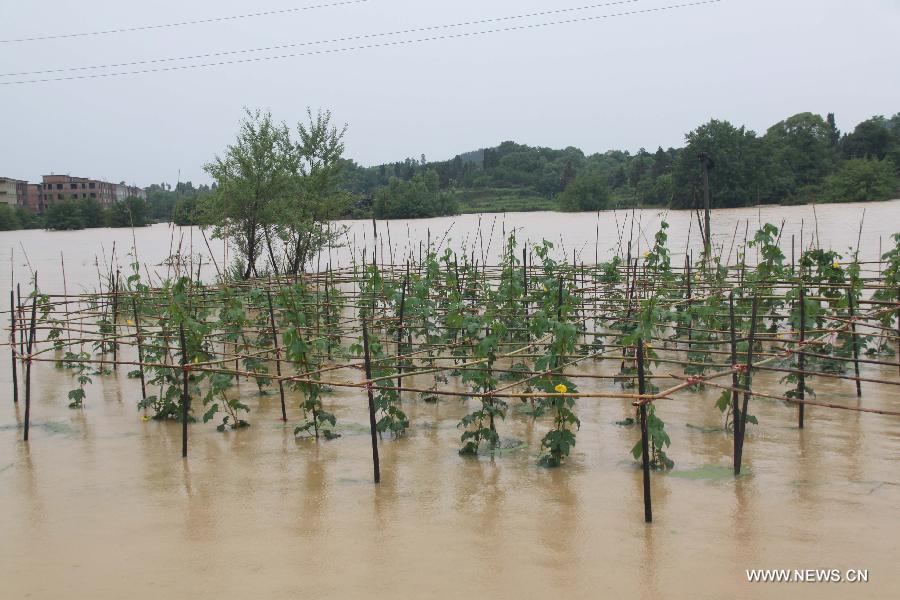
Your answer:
1,202 -> 899,599
2,199 -> 899,293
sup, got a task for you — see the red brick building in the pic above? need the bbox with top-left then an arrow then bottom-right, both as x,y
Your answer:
39,174 -> 118,208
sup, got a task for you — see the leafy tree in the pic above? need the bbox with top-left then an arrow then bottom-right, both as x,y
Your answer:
278,108 -> 349,275
671,119 -> 767,208
826,112 -> 840,148
202,109 -> 296,279
822,158 -> 898,202
45,202 -> 85,230
373,169 -> 457,219
558,172 -> 609,212
15,207 -> 43,229
0,204 -> 21,230
841,115 -> 897,161
764,112 -> 835,200
106,197 -> 149,228
172,196 -> 199,226
78,198 -> 105,228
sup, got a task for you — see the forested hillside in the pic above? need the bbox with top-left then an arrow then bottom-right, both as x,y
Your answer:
340,111 -> 900,218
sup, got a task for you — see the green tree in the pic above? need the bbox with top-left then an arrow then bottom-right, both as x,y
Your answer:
202,108 -> 296,279
764,112 -> 835,200
15,208 -> 43,229
78,198 -> 105,228
841,115 -> 897,161
671,119 -> 767,208
822,158 -> 898,202
106,197 -> 149,227
172,196 -> 199,226
45,202 -> 85,230
278,108 -> 349,275
373,169 -> 457,218
558,172 -> 609,212
0,204 -> 21,230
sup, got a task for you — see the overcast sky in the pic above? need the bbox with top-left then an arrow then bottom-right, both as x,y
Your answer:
1,0 -> 898,186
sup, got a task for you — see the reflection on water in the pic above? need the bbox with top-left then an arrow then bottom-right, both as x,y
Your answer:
1,348 -> 897,598
0,203 -> 898,598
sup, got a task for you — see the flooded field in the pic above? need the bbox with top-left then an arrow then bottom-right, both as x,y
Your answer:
2,199 -> 899,293
1,202 -> 899,599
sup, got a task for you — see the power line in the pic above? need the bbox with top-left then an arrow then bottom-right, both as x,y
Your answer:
1,1 -> 723,86
0,0 -> 641,78
0,0 -> 370,44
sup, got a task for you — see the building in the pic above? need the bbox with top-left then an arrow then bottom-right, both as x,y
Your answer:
116,182 -> 147,202
0,176 -> 28,208
40,174 -> 117,207
2,174 -> 147,213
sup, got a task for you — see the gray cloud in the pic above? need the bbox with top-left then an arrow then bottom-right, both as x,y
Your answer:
1,0 -> 898,185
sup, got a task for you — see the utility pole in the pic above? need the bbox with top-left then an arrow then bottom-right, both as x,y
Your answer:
698,152 -> 714,258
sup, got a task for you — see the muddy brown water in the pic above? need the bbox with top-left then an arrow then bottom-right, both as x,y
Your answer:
1,202 -> 899,599
2,200 -> 899,292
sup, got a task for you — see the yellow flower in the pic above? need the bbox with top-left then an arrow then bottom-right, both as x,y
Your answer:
832,261 -> 840,269
554,383 -> 568,394
542,284 -> 548,292
141,415 -> 151,422
126,319 -> 135,326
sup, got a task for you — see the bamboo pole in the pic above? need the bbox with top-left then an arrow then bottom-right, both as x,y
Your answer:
132,297 -> 147,402
23,283 -> 37,442
9,290 -> 18,405
362,318 -> 381,484
734,293 -> 759,475
637,339 -> 652,523
847,290 -> 862,398
798,286 -> 806,429
179,323 -> 189,458
265,289 -> 287,422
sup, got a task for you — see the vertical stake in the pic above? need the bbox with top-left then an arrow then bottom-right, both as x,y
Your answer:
9,290 -> 18,404
735,294 -> 759,475
266,289 -> 287,422
362,318 -> 381,484
17,282 -> 23,357
111,270 -> 119,370
798,286 -> 806,428
396,267 -> 408,403
24,283 -> 37,442
729,291 -> 740,467
132,297 -> 146,402
847,290 -> 862,397
637,338 -> 652,523
522,248 -> 528,326
179,323 -> 189,458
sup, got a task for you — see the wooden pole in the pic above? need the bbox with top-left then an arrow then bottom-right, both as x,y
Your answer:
798,286 -> 806,428
637,339 -> 652,523
847,290 -> 862,397
362,318 -> 381,484
700,152 -> 712,258
23,285 -> 37,442
396,267 -> 408,403
111,269 -> 119,370
735,293 -> 759,475
557,275 -> 564,322
131,297 -> 146,402
265,290 -> 287,422
17,282 -> 23,357
179,323 -> 189,458
9,290 -> 18,404
729,291 -> 740,467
